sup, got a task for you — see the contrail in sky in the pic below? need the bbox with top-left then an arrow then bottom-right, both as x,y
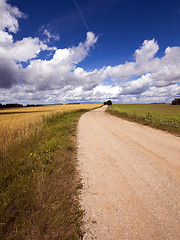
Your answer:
73,0 -> 90,31
73,0 -> 103,56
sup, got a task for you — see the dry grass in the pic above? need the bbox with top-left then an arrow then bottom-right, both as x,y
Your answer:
0,104 -> 101,239
0,104 -> 100,154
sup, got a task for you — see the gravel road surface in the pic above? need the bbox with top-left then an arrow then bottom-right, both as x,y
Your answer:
78,106 -> 180,240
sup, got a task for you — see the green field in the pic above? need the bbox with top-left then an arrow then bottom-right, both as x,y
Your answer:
107,104 -> 180,135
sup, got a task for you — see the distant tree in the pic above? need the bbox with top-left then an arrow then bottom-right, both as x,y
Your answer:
106,100 -> 112,105
5,103 -> 23,108
104,100 -> 112,105
172,98 -> 180,105
0,103 -> 23,108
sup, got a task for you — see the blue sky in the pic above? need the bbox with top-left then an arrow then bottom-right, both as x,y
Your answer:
0,0 -> 180,104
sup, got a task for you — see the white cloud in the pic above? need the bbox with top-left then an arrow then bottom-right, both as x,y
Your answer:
85,31 -> 98,48
135,39 -> 159,63
23,32 -> 99,90
43,28 -> 60,42
11,37 -> 49,62
107,39 -> 159,81
121,73 -> 152,95
151,46 -> 180,87
0,0 -> 55,88
106,40 -> 180,92
140,84 -> 180,103
0,0 -> 25,33
1,82 -> 179,105
0,30 -> 13,45
107,62 -> 136,81
0,0 -> 180,104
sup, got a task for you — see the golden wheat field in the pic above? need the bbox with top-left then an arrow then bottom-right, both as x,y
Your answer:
0,104 -> 101,153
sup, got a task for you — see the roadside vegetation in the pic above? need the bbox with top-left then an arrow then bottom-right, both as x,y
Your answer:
107,104 -> 180,136
0,104 -> 101,239
0,104 -> 99,155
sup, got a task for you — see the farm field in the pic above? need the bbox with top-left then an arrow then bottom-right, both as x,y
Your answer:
0,104 -> 100,154
107,104 -> 180,135
0,104 -> 101,239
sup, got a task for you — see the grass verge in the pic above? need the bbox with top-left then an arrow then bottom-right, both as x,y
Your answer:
107,104 -> 180,136
0,109 -> 87,239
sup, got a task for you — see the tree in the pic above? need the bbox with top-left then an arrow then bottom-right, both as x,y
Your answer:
106,100 -> 112,105
104,100 -> 112,105
172,98 -> 180,105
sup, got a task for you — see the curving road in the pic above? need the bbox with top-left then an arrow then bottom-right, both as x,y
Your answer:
78,106 -> 180,240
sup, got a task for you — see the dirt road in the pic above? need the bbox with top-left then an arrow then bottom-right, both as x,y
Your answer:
77,106 -> 180,240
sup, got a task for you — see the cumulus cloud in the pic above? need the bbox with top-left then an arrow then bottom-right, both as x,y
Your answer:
0,0 -> 25,33
151,47 -> 180,87
107,62 -> 136,81
0,30 -> 13,45
106,40 -> 180,91
135,39 -> 159,63
0,35 -> 51,87
0,36 -> 49,63
121,74 -> 152,95
0,0 -> 56,88
1,82 -> 179,105
10,37 -> 50,62
23,32 -> 98,90
0,0 -> 180,104
0,55 -> 20,88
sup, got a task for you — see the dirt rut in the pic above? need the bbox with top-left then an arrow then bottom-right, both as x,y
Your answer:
77,106 -> 180,240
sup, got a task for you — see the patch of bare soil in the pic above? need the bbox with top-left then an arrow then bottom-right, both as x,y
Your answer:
78,106 -> 180,240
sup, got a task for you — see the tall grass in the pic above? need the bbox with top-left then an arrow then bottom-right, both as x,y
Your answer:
0,104 -> 101,239
0,104 -> 100,156
107,104 -> 180,135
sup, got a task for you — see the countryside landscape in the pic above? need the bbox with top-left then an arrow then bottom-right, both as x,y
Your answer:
0,0 -> 180,239
0,102 -> 180,239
